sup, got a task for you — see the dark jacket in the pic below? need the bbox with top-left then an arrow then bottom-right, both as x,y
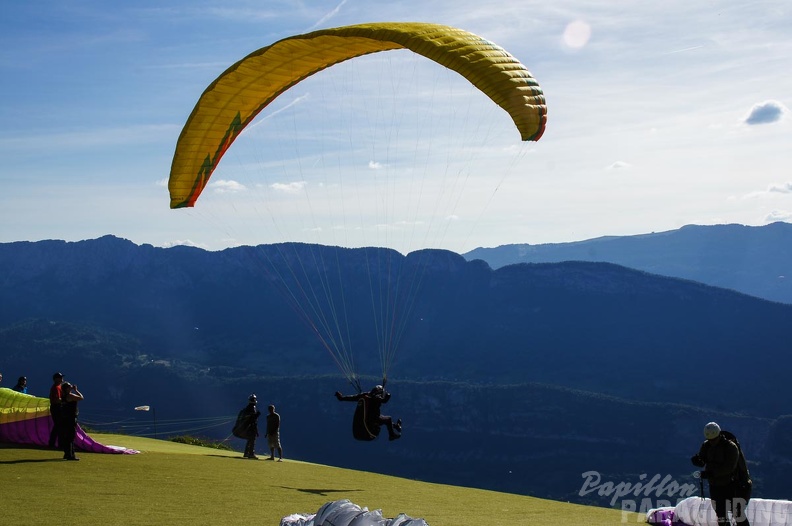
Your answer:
235,403 -> 260,439
696,436 -> 739,487
337,390 -> 390,420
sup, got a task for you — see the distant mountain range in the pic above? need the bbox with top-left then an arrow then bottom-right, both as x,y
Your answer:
1,233 -> 790,503
464,222 -> 792,304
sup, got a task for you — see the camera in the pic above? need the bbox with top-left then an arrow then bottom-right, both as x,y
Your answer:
691,454 -> 705,467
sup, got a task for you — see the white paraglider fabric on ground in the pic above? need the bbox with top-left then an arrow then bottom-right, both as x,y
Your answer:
280,499 -> 429,526
646,496 -> 792,526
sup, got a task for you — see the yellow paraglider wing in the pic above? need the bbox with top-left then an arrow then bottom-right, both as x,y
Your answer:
169,22 -> 547,209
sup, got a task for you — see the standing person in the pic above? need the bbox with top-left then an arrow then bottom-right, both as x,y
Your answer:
236,394 -> 261,460
13,376 -> 28,393
59,382 -> 84,461
266,404 -> 283,461
335,385 -> 402,441
691,422 -> 752,526
48,372 -> 64,448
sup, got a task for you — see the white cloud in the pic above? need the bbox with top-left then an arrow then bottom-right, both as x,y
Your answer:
744,100 -> 788,125
144,61 -> 231,71
245,94 -> 309,132
271,181 -> 307,194
765,210 -> 792,222
139,6 -> 279,23
368,161 -> 384,169
308,0 -> 347,30
606,161 -> 631,170
373,220 -> 426,231
742,182 -> 792,199
659,45 -> 705,56
160,239 -> 209,249
210,180 -> 247,193
0,124 -> 179,153
769,182 -> 792,194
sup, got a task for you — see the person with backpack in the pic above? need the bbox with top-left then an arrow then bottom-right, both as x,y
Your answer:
233,394 -> 261,459
691,422 -> 752,526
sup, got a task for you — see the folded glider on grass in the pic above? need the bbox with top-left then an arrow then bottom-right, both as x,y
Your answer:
0,388 -> 138,454
281,499 -> 429,526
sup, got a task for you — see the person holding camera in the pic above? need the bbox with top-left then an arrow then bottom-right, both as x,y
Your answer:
691,422 -> 751,526
59,382 -> 84,461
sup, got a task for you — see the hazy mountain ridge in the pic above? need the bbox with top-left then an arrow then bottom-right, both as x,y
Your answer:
2,235 -> 791,413
464,222 -> 792,304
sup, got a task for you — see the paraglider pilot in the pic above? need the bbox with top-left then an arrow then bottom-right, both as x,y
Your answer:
233,394 -> 261,459
691,422 -> 752,526
335,384 -> 402,441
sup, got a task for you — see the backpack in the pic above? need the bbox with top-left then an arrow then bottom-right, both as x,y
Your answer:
232,408 -> 252,439
721,430 -> 752,487
351,397 -> 381,441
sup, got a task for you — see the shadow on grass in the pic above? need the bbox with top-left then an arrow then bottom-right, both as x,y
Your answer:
0,442 -> 50,450
0,442 -> 66,463
0,458 -> 66,464
279,486 -> 363,497
206,454 -> 295,462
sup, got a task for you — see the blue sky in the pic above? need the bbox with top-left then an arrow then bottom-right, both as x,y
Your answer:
1,0 -> 790,254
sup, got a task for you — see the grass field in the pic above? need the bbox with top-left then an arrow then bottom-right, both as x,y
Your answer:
1,434 -> 644,525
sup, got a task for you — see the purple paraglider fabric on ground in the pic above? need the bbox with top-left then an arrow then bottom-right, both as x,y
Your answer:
0,388 -> 138,454
646,506 -> 692,526
281,499 -> 429,526
647,497 -> 792,526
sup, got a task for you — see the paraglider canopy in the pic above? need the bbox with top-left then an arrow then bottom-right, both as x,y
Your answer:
169,22 -> 547,209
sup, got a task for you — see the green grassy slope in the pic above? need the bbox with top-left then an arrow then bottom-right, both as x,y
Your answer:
1,434 -> 642,525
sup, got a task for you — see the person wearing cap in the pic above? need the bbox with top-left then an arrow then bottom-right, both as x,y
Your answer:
48,372 -> 64,448
240,394 -> 261,459
13,376 -> 28,393
691,422 -> 750,526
